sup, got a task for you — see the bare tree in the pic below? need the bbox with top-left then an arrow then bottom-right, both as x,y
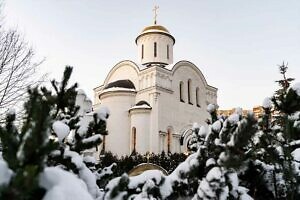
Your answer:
0,6 -> 44,122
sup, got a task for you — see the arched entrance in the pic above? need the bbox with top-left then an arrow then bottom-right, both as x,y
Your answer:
179,127 -> 194,153
128,163 -> 168,177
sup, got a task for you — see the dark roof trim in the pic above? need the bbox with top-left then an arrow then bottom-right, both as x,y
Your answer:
136,100 -> 150,106
104,79 -> 136,90
142,62 -> 168,66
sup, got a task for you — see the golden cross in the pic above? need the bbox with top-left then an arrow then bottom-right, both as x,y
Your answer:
153,5 -> 159,24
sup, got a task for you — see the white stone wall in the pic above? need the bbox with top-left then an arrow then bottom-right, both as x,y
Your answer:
137,33 -> 174,65
93,60 -> 218,156
129,109 -> 151,154
97,91 -> 136,156
154,62 -> 217,154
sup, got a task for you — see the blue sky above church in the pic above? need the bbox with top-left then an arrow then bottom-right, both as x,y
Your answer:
3,0 -> 300,109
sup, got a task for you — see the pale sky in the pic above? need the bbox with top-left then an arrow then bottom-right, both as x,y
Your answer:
3,0 -> 300,109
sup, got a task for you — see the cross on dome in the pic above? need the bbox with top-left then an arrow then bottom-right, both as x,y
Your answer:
153,5 -> 159,24
135,6 -> 175,66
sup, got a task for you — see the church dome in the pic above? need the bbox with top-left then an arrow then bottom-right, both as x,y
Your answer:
136,23 -> 175,66
104,79 -> 135,90
141,25 -> 170,34
135,7 -> 175,66
136,24 -> 175,44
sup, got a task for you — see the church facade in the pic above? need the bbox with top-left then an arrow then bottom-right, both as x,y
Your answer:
93,20 -> 217,156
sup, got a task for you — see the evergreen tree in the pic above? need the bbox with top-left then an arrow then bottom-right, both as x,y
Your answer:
104,63 -> 300,200
0,83 -> 58,199
251,63 -> 300,199
1,62 -> 299,200
0,66 -> 110,199
45,66 -> 109,198
104,106 -> 255,199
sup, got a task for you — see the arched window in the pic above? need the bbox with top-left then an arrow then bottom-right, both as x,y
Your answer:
154,42 -> 157,57
132,127 -> 137,153
141,44 -> 144,59
167,45 -> 169,59
188,79 -> 192,104
167,128 -> 171,153
196,87 -> 200,107
179,81 -> 184,102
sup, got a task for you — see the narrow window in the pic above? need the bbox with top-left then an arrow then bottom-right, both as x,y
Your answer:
132,127 -> 136,153
102,135 -> 106,152
188,79 -> 192,104
179,82 -> 184,102
167,129 -> 171,153
154,42 -> 157,57
167,45 -> 169,59
160,134 -> 165,152
141,45 -> 144,59
196,87 -> 200,107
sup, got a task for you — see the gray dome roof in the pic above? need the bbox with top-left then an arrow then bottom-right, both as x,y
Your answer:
104,79 -> 135,90
136,100 -> 150,106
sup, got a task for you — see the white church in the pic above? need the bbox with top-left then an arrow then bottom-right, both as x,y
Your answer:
93,12 -> 217,157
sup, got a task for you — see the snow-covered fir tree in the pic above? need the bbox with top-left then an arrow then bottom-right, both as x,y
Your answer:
104,64 -> 300,200
0,66 -> 113,200
0,64 -> 300,200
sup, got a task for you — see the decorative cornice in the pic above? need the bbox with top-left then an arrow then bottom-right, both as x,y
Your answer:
129,108 -> 151,115
136,32 -> 175,44
138,86 -> 173,94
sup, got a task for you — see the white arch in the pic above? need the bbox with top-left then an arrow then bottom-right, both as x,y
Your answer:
180,128 -> 193,153
102,60 -> 140,87
171,60 -> 211,88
